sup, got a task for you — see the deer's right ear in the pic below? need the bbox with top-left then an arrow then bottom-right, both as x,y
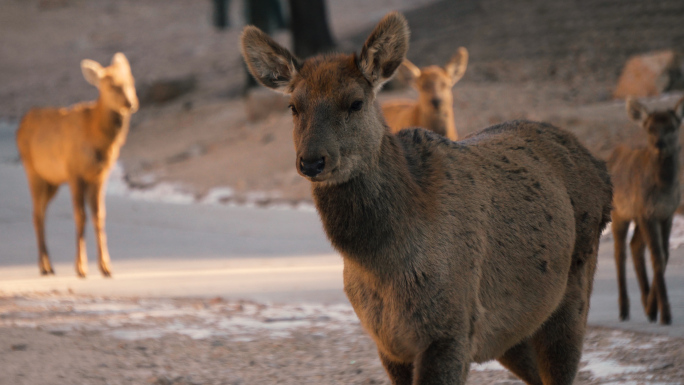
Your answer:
81,59 -> 104,86
626,97 -> 649,124
241,26 -> 300,94
359,12 -> 410,92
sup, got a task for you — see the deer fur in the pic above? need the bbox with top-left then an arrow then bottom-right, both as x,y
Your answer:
241,12 -> 612,384
381,48 -> 468,141
608,96 -> 684,325
16,53 -> 138,277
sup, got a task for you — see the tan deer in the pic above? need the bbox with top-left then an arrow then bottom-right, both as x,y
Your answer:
242,12 -> 612,385
608,96 -> 684,325
16,53 -> 138,278
381,47 -> 468,140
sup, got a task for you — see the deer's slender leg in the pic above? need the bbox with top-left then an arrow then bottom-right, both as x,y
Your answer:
27,171 -> 59,275
497,340 -> 543,385
414,337 -> 469,385
69,178 -> 88,278
661,217 -> 673,266
630,225 -> 650,312
611,218 -> 631,320
378,350 -> 413,385
639,218 -> 671,324
87,180 -> 112,277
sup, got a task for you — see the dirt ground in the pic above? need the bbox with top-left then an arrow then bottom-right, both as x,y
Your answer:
2,293 -> 683,385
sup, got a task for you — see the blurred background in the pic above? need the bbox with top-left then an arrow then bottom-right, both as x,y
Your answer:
1,0 -> 683,205
1,1 -> 684,384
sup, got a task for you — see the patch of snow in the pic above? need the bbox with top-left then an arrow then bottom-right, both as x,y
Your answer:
471,360 -> 507,372
581,352 -> 645,379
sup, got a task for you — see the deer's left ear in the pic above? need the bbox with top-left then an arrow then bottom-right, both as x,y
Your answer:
674,96 -> 684,121
359,12 -> 410,92
444,47 -> 468,86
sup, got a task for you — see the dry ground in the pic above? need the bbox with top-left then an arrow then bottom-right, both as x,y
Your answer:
1,293 -> 683,385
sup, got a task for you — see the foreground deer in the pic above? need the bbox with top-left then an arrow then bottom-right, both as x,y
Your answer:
609,96 -> 684,325
16,53 -> 138,277
242,12 -> 611,384
381,47 -> 468,140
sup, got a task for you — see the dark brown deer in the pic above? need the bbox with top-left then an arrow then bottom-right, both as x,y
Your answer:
16,53 -> 138,277
242,13 -> 612,384
608,96 -> 684,325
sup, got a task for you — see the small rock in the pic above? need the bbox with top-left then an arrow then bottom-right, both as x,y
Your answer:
139,75 -> 197,105
11,343 -> 27,351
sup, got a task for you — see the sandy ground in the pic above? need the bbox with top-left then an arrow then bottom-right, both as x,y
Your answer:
2,293 -> 684,385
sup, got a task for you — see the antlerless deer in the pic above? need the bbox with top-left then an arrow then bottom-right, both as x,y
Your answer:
17,53 -> 138,277
242,12 -> 611,385
609,96 -> 684,325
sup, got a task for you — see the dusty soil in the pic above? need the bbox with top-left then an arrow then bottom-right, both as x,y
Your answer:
1,293 -> 683,385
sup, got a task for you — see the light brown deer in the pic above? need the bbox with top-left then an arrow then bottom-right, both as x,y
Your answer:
242,12 -> 612,385
608,96 -> 684,325
381,48 -> 468,141
16,53 -> 138,278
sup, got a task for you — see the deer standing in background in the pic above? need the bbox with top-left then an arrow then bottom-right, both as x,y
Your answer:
381,47 -> 468,140
16,53 -> 138,277
609,96 -> 684,325
242,12 -> 612,384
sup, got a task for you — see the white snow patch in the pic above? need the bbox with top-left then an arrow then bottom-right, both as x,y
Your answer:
471,360 -> 506,371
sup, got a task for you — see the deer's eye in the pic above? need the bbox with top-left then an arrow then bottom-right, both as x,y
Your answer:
349,100 -> 363,112
288,104 -> 298,116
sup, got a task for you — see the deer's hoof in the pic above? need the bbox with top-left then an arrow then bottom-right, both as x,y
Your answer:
660,308 -> 672,325
619,304 -> 630,321
40,268 -> 55,276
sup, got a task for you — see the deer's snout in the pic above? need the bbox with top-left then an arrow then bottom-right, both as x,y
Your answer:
300,156 -> 326,178
655,139 -> 667,150
431,98 -> 442,109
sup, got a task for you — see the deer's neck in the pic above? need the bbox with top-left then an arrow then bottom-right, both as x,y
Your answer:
656,148 -> 680,187
419,106 -> 455,139
312,133 -> 425,270
92,99 -> 130,147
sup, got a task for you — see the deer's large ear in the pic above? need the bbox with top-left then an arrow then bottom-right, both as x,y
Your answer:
626,97 -> 649,124
241,26 -> 301,94
445,47 -> 468,86
399,59 -> 421,86
81,59 -> 104,86
674,96 -> 684,121
112,52 -> 132,75
359,12 -> 410,92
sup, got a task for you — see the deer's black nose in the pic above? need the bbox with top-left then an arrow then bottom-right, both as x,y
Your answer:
431,98 -> 441,109
300,157 -> 326,177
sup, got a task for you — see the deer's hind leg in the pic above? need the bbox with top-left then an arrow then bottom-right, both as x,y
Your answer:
629,225 -> 650,313
611,217 -> 631,320
27,172 -> 59,275
69,178 -> 88,278
497,340 -> 543,385
87,180 -> 112,277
